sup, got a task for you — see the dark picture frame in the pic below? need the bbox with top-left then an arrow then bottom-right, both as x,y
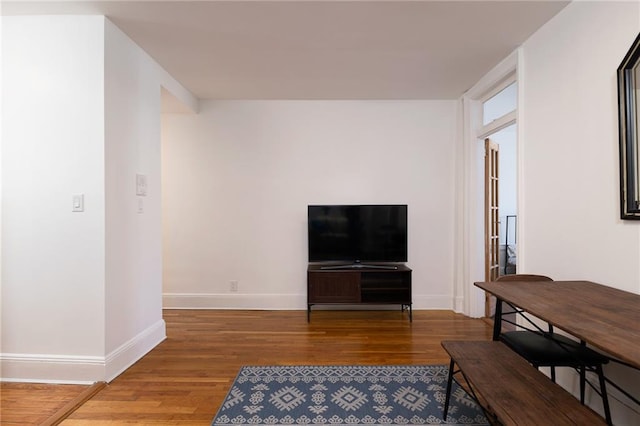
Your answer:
618,32 -> 640,219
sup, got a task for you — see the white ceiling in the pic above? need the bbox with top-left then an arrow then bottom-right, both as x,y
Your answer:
3,1 -> 569,101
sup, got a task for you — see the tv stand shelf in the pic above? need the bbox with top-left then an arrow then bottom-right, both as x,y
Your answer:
307,264 -> 412,322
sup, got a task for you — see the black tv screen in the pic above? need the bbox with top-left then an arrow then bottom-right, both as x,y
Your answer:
308,205 -> 407,263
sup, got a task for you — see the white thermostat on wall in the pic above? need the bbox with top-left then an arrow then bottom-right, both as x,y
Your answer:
136,174 -> 147,196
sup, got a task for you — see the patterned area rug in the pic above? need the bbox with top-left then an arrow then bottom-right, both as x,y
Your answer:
211,365 -> 488,425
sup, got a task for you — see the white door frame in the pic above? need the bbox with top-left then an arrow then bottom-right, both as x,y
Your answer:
456,49 -> 523,318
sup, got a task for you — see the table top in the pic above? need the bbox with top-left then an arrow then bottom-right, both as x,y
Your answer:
475,280 -> 640,369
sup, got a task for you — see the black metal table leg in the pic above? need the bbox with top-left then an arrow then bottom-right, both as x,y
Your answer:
443,358 -> 455,420
492,298 -> 503,341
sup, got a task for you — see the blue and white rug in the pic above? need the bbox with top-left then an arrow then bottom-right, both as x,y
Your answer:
212,365 -> 488,425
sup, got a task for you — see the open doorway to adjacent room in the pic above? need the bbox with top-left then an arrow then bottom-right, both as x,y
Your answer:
479,81 -> 518,318
489,124 -> 517,277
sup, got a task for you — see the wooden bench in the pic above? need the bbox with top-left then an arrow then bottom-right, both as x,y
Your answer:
441,340 -> 607,426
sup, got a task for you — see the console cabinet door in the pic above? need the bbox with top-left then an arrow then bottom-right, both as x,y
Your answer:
308,272 -> 360,303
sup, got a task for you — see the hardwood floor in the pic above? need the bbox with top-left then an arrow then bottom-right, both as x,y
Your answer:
0,383 -> 94,426
1,309 -> 492,425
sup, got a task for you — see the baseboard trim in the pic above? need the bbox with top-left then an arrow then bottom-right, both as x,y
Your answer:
0,319 -> 167,384
105,318 -> 166,382
453,295 -> 465,313
163,293 -> 453,310
412,294 -> 454,310
163,293 -> 306,310
0,353 -> 105,384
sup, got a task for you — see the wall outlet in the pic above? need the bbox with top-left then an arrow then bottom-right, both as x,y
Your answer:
230,280 -> 238,292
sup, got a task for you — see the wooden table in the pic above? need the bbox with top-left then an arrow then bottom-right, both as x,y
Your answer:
475,280 -> 640,369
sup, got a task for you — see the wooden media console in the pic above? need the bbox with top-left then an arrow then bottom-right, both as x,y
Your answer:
306,264 -> 412,322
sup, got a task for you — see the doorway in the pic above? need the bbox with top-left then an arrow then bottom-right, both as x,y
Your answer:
477,78 -> 518,319
483,124 -> 517,318
458,50 -> 520,318
488,124 -> 518,278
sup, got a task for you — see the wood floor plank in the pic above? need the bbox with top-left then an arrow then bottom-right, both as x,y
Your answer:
0,383 -> 91,425
1,309 -> 491,425
41,382 -> 107,426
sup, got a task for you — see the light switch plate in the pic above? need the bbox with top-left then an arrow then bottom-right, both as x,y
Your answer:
136,174 -> 147,196
72,194 -> 84,212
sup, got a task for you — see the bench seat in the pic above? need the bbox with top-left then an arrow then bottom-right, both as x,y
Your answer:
441,340 -> 607,426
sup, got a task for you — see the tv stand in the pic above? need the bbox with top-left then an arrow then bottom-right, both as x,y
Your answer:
320,263 -> 398,270
307,264 -> 412,322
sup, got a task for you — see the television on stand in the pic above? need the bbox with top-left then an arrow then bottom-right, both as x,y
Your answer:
307,204 -> 407,270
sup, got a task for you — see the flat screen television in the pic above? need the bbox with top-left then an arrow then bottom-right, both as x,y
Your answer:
308,204 -> 407,268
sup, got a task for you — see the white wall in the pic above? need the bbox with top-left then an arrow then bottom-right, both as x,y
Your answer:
1,16 -> 107,382
162,100 -> 458,310
103,20 -> 166,381
1,16 -> 170,383
520,1 -> 640,424
521,1 -> 640,290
